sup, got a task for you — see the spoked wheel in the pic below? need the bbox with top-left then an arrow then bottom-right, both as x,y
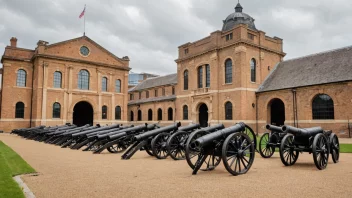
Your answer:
241,124 -> 257,150
151,133 -> 170,159
167,131 -> 188,160
222,133 -> 255,176
313,133 -> 330,170
145,142 -> 154,156
279,134 -> 299,166
329,133 -> 339,163
185,130 -> 221,170
259,133 -> 275,158
107,142 -> 127,153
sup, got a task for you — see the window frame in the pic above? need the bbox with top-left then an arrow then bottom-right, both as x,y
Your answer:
15,102 -> 25,118
16,69 -> 27,87
168,108 -> 173,121
78,70 -> 90,90
184,70 -> 189,90
225,59 -> 233,84
183,105 -> 188,120
225,102 -> 233,120
52,102 -> 61,118
205,64 -> 210,88
115,106 -> 121,120
312,94 -> 335,120
138,110 -> 142,121
157,108 -> 163,121
53,71 -> 62,88
102,105 -> 108,120
115,79 -> 121,93
102,77 -> 108,92
148,109 -> 153,121
198,66 -> 203,88
250,58 -> 256,83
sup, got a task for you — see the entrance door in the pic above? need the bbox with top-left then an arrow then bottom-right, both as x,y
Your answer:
199,103 -> 208,127
270,99 -> 285,126
73,101 -> 94,126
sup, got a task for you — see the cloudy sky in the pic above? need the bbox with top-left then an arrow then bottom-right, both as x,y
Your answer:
0,0 -> 351,75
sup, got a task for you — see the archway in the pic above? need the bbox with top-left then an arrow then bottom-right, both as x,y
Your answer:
73,101 -> 93,126
198,103 -> 208,127
269,99 -> 285,126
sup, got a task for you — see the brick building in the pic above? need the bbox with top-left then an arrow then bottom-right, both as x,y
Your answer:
128,3 -> 352,137
0,36 -> 130,132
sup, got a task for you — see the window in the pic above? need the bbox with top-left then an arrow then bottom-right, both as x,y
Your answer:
198,66 -> 203,88
168,108 -> 173,121
102,106 -> 107,119
248,33 -> 254,40
115,106 -> 121,120
225,59 -> 232,84
158,109 -> 162,121
115,80 -> 121,93
184,70 -> 189,90
15,102 -> 24,118
225,102 -> 233,120
155,89 -> 158,97
148,109 -> 153,121
172,87 -> 175,95
78,70 -> 89,90
146,91 -> 149,98
130,94 -> 134,100
226,33 -> 233,41
16,69 -> 26,87
184,48 -> 189,55
102,77 -> 108,92
53,72 -> 62,88
205,64 -> 210,87
139,92 -> 142,99
130,111 -> 134,121
183,105 -> 188,120
312,94 -> 334,120
162,88 -> 165,96
250,59 -> 256,82
52,102 -> 61,118
138,110 -> 142,121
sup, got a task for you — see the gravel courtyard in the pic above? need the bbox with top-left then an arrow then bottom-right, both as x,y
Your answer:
1,134 -> 352,198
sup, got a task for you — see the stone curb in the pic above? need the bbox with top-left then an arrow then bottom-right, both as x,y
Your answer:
13,174 -> 37,198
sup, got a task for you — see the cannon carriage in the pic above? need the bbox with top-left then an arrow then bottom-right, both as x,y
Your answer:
279,125 -> 340,170
258,124 -> 287,158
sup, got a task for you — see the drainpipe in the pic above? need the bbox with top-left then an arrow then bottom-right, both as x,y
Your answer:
294,89 -> 298,127
292,89 -> 296,127
29,61 -> 35,127
255,94 -> 259,136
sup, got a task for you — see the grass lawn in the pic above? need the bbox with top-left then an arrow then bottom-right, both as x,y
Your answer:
0,141 -> 36,198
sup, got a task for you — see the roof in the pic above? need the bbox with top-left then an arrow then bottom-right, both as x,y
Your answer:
258,45 -> 352,93
128,95 -> 176,106
222,3 -> 257,31
129,73 -> 177,92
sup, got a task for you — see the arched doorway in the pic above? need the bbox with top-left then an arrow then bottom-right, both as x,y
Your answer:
73,101 -> 93,126
198,103 -> 208,127
269,99 -> 285,126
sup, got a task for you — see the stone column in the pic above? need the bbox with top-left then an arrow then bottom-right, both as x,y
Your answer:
41,62 -> 49,125
110,73 -> 115,122
97,70 -> 102,122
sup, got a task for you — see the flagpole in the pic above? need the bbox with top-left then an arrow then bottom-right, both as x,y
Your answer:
84,4 -> 86,36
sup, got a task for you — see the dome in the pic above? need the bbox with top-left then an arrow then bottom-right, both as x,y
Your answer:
222,3 -> 257,32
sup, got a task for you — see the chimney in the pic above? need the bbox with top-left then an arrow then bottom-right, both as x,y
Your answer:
10,37 -> 17,47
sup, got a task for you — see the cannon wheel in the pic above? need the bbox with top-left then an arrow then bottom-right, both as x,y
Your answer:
107,143 -> 127,153
259,132 -> 275,158
145,144 -> 154,156
185,130 -> 221,170
329,133 -> 339,163
166,131 -> 188,160
151,133 -> 170,159
222,133 -> 255,176
242,124 -> 257,149
313,133 -> 330,170
279,134 -> 299,166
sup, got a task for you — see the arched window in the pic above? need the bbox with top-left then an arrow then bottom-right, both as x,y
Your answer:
15,102 -> 25,118
16,69 -> 26,87
183,105 -> 188,120
115,106 -> 121,120
102,77 -> 108,92
250,58 -> 256,82
172,87 -> 175,95
168,108 -> 173,121
115,80 -> 121,93
148,109 -> 153,121
52,102 -> 61,118
53,71 -> 62,88
158,108 -> 162,121
130,111 -> 134,121
198,66 -> 203,88
225,59 -> 232,84
138,110 -> 142,121
225,102 -> 233,120
78,70 -> 89,90
155,89 -> 158,97
102,106 -> 107,119
146,91 -> 149,98
184,70 -> 189,90
312,94 -> 334,120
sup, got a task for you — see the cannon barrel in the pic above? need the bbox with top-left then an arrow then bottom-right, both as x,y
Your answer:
202,124 -> 225,133
71,124 -> 119,137
134,122 -> 181,141
62,126 -> 97,136
192,122 -> 246,148
86,125 -> 133,139
178,124 -> 200,132
266,124 -> 283,133
97,124 -> 148,140
282,125 -> 323,137
107,124 -> 155,140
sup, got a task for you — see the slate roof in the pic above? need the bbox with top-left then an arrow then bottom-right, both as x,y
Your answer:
129,73 -> 177,92
128,95 -> 176,106
258,45 -> 352,93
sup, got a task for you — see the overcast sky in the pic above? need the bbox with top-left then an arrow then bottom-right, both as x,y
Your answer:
1,0 -> 351,75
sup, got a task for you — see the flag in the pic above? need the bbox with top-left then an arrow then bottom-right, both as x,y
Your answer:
79,6 -> 86,19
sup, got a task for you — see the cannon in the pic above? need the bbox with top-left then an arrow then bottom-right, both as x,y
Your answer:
185,122 -> 256,176
121,123 -> 181,160
151,123 -> 201,159
279,125 -> 340,170
258,124 -> 287,158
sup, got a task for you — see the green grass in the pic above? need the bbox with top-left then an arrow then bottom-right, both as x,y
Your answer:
0,141 -> 36,198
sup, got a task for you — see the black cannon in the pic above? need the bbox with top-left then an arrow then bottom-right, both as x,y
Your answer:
185,123 -> 256,176
279,125 -> 340,170
258,124 -> 287,158
121,123 -> 181,160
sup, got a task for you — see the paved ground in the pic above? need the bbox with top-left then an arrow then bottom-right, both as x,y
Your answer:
1,134 -> 352,198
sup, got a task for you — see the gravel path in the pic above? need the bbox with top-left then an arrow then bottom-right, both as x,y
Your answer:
1,134 -> 352,198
